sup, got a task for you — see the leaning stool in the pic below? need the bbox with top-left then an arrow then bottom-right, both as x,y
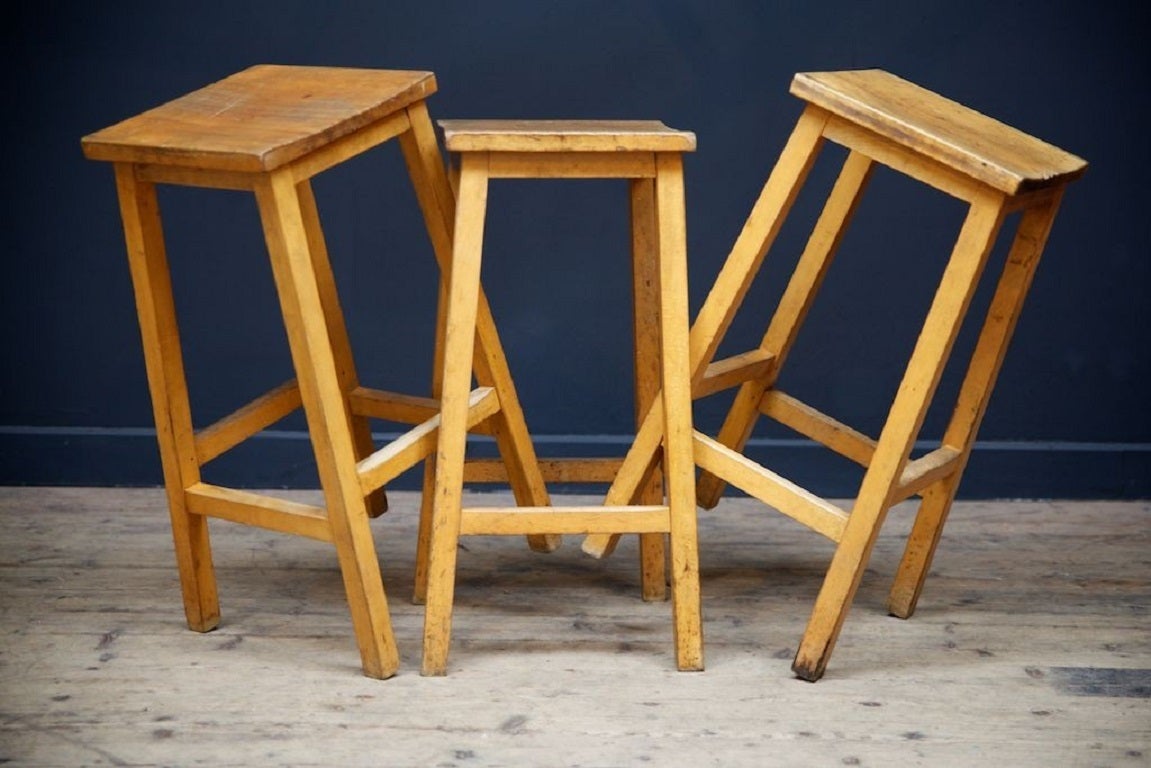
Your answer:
584,69 -> 1086,680
420,120 -> 703,675
81,65 -> 558,679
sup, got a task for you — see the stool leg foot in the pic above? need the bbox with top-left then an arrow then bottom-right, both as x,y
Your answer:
114,165 -> 220,633
257,170 -> 399,679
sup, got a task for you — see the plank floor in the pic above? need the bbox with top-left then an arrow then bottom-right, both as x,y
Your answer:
1,487 -> 1148,767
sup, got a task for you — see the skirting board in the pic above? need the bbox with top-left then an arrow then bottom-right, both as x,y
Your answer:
0,427 -> 1147,499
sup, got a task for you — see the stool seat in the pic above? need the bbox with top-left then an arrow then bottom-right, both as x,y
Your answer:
439,120 -> 697,153
792,69 -> 1086,194
82,65 -> 436,172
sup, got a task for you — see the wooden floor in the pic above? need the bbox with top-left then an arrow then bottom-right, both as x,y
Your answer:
1,487 -> 1148,767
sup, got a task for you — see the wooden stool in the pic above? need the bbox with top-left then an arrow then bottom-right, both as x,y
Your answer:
420,120 -> 703,675
584,70 -> 1087,680
81,65 -> 556,679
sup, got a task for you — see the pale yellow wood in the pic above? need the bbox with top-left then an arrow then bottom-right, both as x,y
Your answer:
696,149 -> 873,508
90,70 -> 576,680
349,385 -> 495,435
421,122 -> 699,671
889,192 -> 1065,619
82,66 -> 437,171
404,109 -> 559,556
580,402 -> 665,558
694,432 -> 849,542
694,349 -> 777,398
288,111 -> 412,183
255,167 -> 399,680
653,152 -> 704,670
821,114 -> 989,203
463,458 -> 623,484
297,179 -> 387,517
687,106 -> 829,390
892,447 -> 963,503
791,69 -> 1087,195
399,102 -> 559,595
792,189 -> 1007,681
439,120 -> 696,153
348,387 -> 441,424
185,483 -> 331,542
128,110 -> 413,189
487,153 -> 657,179
113,163 -> 219,633
422,152 -> 491,676
194,380 -> 302,465
584,107 -> 830,557
133,111 -> 414,190
459,506 -> 671,536
399,103 -> 459,605
760,390 -> 877,468
134,164 -> 258,191
631,176 -> 668,602
355,387 -> 500,494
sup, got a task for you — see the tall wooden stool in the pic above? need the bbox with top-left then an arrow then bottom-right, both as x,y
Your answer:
420,120 -> 703,675
81,65 -> 556,679
584,70 -> 1086,680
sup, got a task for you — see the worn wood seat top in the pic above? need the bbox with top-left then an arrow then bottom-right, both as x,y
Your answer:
81,65 -> 436,172
792,69 -> 1087,195
439,120 -> 696,153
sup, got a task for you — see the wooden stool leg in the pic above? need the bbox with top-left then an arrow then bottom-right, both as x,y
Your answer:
114,164 -> 220,633
681,105 -> 828,508
296,180 -> 386,518
399,107 -> 558,557
698,150 -> 874,509
655,154 -> 704,670
255,169 -> 399,680
421,152 -> 491,676
888,192 -> 1064,619
631,177 -> 669,601
411,275 -> 449,604
583,106 -> 831,558
792,191 -> 1007,681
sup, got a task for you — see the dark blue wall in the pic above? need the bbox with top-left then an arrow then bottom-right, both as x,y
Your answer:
3,2 -> 1147,497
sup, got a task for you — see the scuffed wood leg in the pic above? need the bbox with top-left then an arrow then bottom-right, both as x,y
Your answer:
888,194 -> 1062,619
693,107 -> 830,509
655,155 -> 704,670
631,177 -> 668,601
296,179 -> 386,518
257,169 -> 399,680
399,107 -> 558,559
793,192 -> 1006,681
421,153 -> 490,676
114,163 -> 219,633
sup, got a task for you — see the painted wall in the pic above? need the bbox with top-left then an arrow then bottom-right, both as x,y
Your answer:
3,2 -> 1146,497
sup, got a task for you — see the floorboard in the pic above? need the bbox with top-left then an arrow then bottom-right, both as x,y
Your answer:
1,487 -> 1147,767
